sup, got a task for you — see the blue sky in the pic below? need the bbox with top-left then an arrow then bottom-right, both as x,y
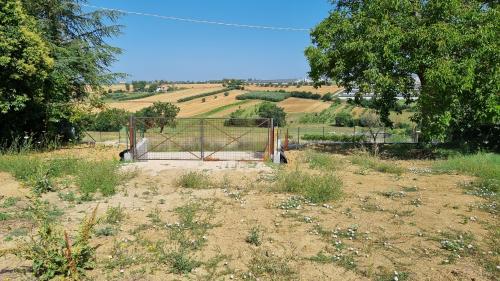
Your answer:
85,0 -> 332,81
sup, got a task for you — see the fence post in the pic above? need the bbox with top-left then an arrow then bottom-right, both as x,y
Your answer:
128,115 -> 135,159
323,127 -> 325,137
353,126 -> 356,136
118,130 -> 121,144
383,127 -> 386,143
200,119 -> 205,161
99,131 -> 102,142
297,127 -> 300,145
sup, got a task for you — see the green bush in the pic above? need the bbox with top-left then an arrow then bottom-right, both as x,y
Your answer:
257,102 -> 287,127
273,170 -> 343,203
334,111 -> 357,127
88,108 -> 129,132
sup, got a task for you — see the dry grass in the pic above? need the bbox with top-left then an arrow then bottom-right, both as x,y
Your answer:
277,97 -> 331,113
0,148 -> 497,281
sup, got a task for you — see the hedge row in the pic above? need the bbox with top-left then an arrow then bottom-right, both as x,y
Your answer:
236,91 -> 291,102
177,88 -> 229,103
302,133 -> 366,142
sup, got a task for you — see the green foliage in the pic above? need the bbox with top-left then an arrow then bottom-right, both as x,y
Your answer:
177,171 -> 212,189
334,111 -> 357,127
104,205 -> 126,225
273,170 -> 343,203
177,88 -> 229,102
302,134 -> 365,142
257,102 -> 287,127
1,0 -> 122,144
0,154 -> 123,196
246,227 -> 262,246
306,0 -> 499,147
87,108 -> 129,132
131,81 -> 147,92
166,251 -> 202,274
0,0 -> 54,142
9,202 -> 98,280
136,102 -> 180,133
350,154 -> 405,175
304,150 -> 344,170
433,153 -> 499,199
236,91 -> 290,102
104,91 -> 157,101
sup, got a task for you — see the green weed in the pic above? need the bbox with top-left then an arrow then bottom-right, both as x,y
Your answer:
177,171 -> 212,189
350,153 -> 405,175
244,250 -> 297,280
304,150 -> 343,170
272,170 -> 343,203
166,250 -> 202,274
246,227 -> 262,246
104,205 -> 126,225
1,197 -> 20,208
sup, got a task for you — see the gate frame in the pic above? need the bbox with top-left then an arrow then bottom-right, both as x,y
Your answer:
128,116 -> 274,161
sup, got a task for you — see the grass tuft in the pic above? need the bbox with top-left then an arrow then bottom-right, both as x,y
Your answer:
177,171 -> 212,189
350,153 -> 404,175
272,170 -> 342,203
303,150 -> 343,171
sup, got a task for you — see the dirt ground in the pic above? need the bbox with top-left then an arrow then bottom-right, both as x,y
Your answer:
0,148 -> 498,281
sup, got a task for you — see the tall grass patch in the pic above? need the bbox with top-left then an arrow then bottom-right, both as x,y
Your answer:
0,154 -> 122,196
176,171 -> 212,189
350,154 -> 404,175
304,150 -> 344,171
433,153 -> 499,198
272,170 -> 342,203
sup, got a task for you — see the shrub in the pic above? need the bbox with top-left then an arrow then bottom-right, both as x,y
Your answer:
273,170 -> 343,203
201,98 -> 206,103
76,160 -> 121,196
289,91 -> 321,100
224,92 -> 229,97
87,108 -> 129,132
334,111 -> 356,127
257,102 -> 287,127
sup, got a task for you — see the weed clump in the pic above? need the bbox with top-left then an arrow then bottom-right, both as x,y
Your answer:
350,153 -> 404,175
177,171 -> 212,189
246,227 -> 262,246
1,201 -> 99,280
304,150 -> 343,170
272,170 -> 343,203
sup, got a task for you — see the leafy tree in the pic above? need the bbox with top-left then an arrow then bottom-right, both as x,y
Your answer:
132,81 -> 147,92
125,83 -> 130,92
306,0 -> 499,147
89,108 -> 129,132
147,83 -> 159,93
136,102 -> 179,133
0,0 -> 54,142
1,0 -> 122,144
257,102 -> 286,127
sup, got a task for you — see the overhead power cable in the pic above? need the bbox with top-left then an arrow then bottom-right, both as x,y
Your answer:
81,4 -> 310,32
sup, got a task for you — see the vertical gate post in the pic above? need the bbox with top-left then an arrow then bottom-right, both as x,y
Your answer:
200,119 -> 205,161
297,127 -> 300,145
128,115 -> 136,160
269,119 -> 274,159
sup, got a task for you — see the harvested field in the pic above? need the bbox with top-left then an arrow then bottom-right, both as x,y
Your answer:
177,90 -> 246,117
108,85 -> 226,112
245,85 -> 343,95
277,97 -> 331,113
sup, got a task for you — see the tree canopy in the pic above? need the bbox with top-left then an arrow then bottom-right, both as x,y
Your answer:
0,0 -> 122,144
258,102 -> 287,127
306,0 -> 499,148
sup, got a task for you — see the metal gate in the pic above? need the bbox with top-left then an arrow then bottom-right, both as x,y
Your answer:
129,117 -> 274,161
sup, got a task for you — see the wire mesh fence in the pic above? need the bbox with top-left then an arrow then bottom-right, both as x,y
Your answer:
131,117 -> 272,161
81,128 -> 129,146
278,125 -> 418,146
